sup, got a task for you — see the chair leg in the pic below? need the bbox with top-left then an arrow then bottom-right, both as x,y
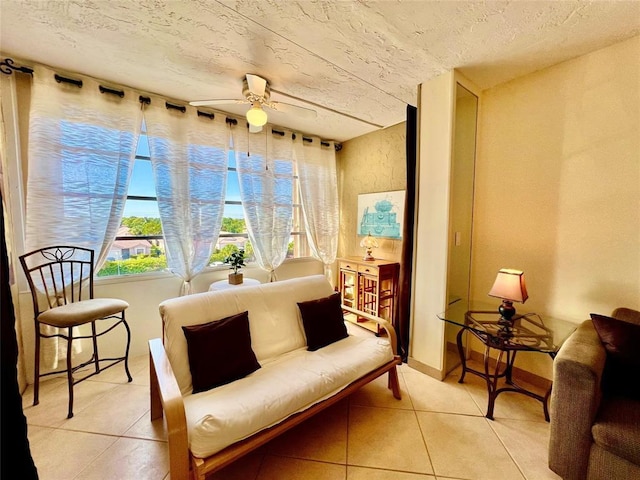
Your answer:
66,327 -> 75,419
33,324 -> 41,406
122,312 -> 133,382
91,321 -> 99,374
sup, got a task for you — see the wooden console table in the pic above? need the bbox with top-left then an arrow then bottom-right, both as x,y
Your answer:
338,256 -> 400,335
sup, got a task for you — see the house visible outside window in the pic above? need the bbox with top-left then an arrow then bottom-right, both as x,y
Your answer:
97,127 -> 309,277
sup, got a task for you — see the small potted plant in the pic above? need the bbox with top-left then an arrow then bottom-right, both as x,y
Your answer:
225,248 -> 247,285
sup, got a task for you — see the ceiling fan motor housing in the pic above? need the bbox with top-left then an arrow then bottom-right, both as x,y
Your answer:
243,77 -> 270,104
188,73 -> 315,127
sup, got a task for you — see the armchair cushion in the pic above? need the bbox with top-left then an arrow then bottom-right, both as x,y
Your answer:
182,311 -> 260,394
591,313 -> 640,399
592,396 -> 640,465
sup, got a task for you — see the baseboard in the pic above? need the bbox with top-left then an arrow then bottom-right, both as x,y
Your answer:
408,347 -> 552,390
407,357 -> 445,381
467,349 -> 552,390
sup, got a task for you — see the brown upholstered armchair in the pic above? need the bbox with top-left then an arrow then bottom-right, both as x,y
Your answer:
549,307 -> 640,479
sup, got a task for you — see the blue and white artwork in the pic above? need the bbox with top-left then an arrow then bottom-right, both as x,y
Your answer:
357,190 -> 405,239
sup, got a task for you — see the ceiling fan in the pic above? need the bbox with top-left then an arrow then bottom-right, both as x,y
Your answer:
189,74 -> 317,133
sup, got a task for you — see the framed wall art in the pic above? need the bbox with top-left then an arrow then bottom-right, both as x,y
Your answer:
357,190 -> 405,239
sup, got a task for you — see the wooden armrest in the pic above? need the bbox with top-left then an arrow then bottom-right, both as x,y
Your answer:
148,338 -> 190,480
340,304 -> 399,355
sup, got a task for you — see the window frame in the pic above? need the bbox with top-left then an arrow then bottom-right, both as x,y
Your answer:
106,142 -> 311,277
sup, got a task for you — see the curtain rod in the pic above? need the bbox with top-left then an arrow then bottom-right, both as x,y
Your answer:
54,73 -> 82,87
0,58 -> 33,75
165,102 -> 186,113
1,57 -> 342,151
271,128 -> 337,149
197,111 -> 214,120
99,85 -> 124,97
140,96 -> 234,123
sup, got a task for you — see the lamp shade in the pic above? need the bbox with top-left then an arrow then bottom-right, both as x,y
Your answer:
246,104 -> 268,126
359,233 -> 379,260
488,268 -> 528,303
359,234 -> 379,249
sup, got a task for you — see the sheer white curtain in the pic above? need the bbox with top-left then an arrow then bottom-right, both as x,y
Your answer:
231,126 -> 294,281
24,66 -> 142,368
144,99 -> 229,295
25,66 -> 142,267
294,137 -> 339,279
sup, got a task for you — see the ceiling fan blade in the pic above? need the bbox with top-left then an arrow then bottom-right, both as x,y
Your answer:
249,124 -> 263,134
189,99 -> 248,107
245,74 -> 267,97
266,101 -> 317,119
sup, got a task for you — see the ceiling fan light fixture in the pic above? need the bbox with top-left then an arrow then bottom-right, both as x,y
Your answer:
249,123 -> 263,133
246,104 -> 268,127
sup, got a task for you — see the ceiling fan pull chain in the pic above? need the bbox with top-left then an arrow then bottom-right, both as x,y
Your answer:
247,123 -> 251,157
265,132 -> 268,171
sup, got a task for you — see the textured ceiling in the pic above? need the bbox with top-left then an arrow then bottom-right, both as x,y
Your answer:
1,1 -> 639,142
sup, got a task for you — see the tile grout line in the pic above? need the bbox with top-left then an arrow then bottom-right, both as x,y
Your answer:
412,409 -> 437,479
483,417 -> 529,480
486,414 -> 559,480
404,367 -> 437,478
403,363 -> 528,480
253,451 -> 268,480
67,431 -> 120,480
399,365 -> 417,411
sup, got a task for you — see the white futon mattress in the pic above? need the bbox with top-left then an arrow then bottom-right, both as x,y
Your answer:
183,334 -> 394,458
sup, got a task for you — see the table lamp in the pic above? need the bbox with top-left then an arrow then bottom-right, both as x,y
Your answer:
360,233 -> 379,261
488,268 -> 528,327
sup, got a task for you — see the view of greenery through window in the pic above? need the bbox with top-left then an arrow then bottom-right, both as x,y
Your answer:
97,129 -> 304,277
97,216 -> 261,277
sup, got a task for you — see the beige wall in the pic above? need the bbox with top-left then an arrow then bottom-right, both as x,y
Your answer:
472,35 -> 640,378
337,122 -> 407,263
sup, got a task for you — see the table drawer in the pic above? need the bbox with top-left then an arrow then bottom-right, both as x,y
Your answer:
358,264 -> 379,276
339,261 -> 357,272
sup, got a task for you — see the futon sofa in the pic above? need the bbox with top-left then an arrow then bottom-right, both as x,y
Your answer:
149,274 -> 402,480
549,307 -> 640,479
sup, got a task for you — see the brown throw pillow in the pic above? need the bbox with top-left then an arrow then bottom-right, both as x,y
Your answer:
182,311 -> 260,394
591,313 -> 640,400
298,292 -> 348,351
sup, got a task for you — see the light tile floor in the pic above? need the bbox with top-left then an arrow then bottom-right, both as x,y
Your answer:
23,336 -> 561,480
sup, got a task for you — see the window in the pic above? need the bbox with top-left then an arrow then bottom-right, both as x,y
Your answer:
97,128 -> 310,277
97,129 -> 166,277
291,162 -> 311,258
209,152 -> 246,265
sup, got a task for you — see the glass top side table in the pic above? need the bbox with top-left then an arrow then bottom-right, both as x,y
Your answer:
438,301 -> 577,421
